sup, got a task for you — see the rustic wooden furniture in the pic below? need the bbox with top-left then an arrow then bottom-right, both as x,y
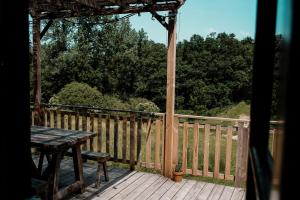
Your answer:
81,151 -> 110,187
31,126 -> 95,200
66,149 -> 110,187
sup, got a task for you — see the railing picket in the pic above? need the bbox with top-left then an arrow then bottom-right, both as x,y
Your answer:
106,115 -> 110,154
82,115 -> 87,150
155,119 -> 161,170
57,111 -> 61,128
203,124 -> 210,177
44,110 -> 48,127
64,114 -> 68,130
192,122 -> 199,175
225,126 -> 233,180
173,117 -> 179,168
272,128 -> 283,185
114,116 -> 119,161
71,115 -> 75,130
137,118 -> 142,164
146,119 -> 152,168
97,115 -> 103,152
214,125 -> 221,178
130,113 -> 135,170
182,122 -> 189,173
122,117 -> 127,163
50,110 -> 54,128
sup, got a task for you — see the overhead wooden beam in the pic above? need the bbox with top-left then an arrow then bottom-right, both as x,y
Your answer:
40,19 -> 53,39
32,15 -> 42,124
150,11 -> 169,30
37,3 -> 180,19
76,0 -> 97,8
164,11 -> 177,178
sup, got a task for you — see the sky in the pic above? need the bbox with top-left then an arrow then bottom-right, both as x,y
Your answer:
129,0 -> 257,44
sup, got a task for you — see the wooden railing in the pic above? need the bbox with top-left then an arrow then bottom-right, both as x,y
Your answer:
31,105 -> 282,187
173,114 -> 282,187
31,104 -> 165,171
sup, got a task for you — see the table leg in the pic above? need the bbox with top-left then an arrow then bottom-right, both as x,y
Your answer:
47,151 -> 64,200
38,151 -> 45,174
72,144 -> 85,193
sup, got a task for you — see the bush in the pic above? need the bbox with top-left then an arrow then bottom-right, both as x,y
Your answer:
49,82 -> 103,107
128,98 -> 160,112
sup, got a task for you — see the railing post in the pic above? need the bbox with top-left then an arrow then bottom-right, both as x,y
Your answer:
235,121 -> 249,187
272,127 -> 283,186
163,11 -> 177,178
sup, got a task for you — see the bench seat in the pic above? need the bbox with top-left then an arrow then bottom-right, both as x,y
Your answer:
65,149 -> 110,187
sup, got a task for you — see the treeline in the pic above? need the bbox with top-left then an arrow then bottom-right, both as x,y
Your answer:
30,16 -> 283,116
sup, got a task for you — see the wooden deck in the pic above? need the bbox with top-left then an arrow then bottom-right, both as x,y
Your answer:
33,156 -> 245,200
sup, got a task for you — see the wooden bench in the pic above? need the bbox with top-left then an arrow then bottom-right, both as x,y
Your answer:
31,178 -> 48,200
66,150 -> 110,187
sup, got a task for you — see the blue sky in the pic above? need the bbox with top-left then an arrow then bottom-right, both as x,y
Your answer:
129,0 -> 257,44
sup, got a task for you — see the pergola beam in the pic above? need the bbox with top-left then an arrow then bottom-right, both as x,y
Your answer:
150,11 -> 169,30
30,0 -> 184,19
40,19 -> 53,39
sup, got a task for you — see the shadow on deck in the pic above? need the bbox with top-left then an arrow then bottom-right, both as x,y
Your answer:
33,156 -> 245,200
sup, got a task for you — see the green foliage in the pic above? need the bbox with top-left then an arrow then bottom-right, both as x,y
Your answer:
49,82 -> 159,111
216,101 -> 250,118
49,82 -> 103,106
128,98 -> 160,112
30,16 -> 282,115
175,163 -> 182,172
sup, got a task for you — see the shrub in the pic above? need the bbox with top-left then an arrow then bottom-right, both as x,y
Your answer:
49,82 -> 104,107
128,98 -> 160,112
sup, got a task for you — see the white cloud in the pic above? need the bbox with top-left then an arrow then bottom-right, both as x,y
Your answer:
207,27 -> 217,33
239,31 -> 250,37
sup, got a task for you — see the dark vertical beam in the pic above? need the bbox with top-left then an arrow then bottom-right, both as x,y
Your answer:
246,0 -> 277,199
280,0 -> 299,199
32,14 -> 42,124
0,0 -> 31,199
164,11 -> 177,178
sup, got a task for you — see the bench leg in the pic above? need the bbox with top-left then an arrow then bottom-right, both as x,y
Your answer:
95,164 -> 101,188
103,162 -> 109,182
38,152 -> 45,175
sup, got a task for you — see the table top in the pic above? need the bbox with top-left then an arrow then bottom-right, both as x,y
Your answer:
31,126 -> 95,151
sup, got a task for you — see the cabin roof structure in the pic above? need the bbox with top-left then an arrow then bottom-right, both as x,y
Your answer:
29,0 -> 185,19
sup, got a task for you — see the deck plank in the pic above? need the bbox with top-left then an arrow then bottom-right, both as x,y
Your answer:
147,178 -> 175,200
172,180 -> 197,200
134,176 -> 168,200
219,186 -> 235,200
160,180 -> 187,200
94,172 -> 144,200
207,184 -> 225,200
183,181 -> 206,200
196,182 -> 215,200
231,188 -> 245,200
116,173 -> 160,200
33,155 -> 246,200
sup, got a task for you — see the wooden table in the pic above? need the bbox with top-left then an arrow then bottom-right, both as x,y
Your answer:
31,126 -> 95,200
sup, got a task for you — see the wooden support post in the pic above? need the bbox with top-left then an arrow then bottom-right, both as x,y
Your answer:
163,11 -> 177,178
235,122 -> 249,187
32,15 -> 42,125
